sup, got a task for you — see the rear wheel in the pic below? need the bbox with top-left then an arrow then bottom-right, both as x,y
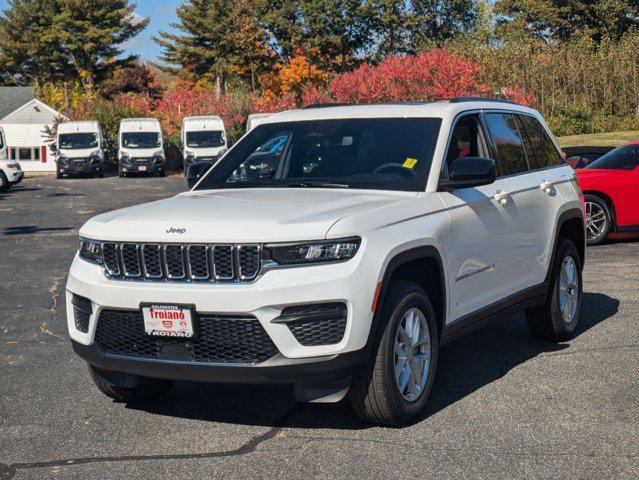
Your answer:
526,238 -> 583,341
584,194 -> 611,245
88,365 -> 174,402
0,171 -> 9,192
349,281 -> 439,426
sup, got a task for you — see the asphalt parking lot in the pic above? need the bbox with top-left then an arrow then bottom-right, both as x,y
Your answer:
1,175 -> 637,479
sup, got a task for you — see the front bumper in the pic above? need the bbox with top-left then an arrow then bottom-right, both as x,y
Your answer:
66,249 -> 379,380
59,162 -> 102,174
121,160 -> 164,174
7,169 -> 22,184
72,339 -> 366,385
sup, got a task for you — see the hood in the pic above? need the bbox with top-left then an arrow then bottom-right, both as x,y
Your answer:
59,147 -> 100,159
185,146 -> 226,157
120,147 -> 162,158
80,188 -> 417,243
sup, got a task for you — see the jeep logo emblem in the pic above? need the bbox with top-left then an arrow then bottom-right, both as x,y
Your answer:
166,227 -> 187,234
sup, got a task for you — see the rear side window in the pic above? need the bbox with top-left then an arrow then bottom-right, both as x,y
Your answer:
518,115 -> 562,169
484,113 -> 529,176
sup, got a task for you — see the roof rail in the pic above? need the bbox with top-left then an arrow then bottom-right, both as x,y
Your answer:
302,103 -> 351,109
448,97 -> 520,105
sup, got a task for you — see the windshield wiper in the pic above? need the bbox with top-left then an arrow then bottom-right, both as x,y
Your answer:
283,182 -> 350,189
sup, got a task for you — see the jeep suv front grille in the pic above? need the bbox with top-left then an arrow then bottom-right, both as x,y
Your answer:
101,242 -> 261,282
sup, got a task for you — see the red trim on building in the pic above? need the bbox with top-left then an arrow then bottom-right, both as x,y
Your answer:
41,145 -> 47,163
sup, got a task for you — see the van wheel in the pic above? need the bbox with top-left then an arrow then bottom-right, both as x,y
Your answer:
118,166 -> 125,178
96,168 -> 104,178
158,168 -> 166,177
55,168 -> 62,179
88,365 -> 174,402
584,194 -> 611,245
0,171 -> 9,192
526,238 -> 583,341
349,281 -> 439,426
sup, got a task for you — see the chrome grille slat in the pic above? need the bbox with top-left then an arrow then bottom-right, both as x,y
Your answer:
101,242 -> 261,283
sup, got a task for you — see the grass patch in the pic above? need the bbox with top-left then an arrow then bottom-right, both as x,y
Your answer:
557,130 -> 639,147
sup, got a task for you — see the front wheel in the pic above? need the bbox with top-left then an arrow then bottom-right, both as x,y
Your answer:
526,238 -> 583,341
0,171 -> 9,192
584,194 -> 611,245
88,365 -> 174,402
56,168 -> 62,179
349,281 -> 439,426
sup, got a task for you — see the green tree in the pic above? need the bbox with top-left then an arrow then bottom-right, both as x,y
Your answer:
53,0 -> 148,90
155,0 -> 271,94
494,0 -> 639,43
367,0 -> 417,58
301,0 -> 374,72
252,0 -> 304,60
411,0 -> 479,48
0,0 -> 68,85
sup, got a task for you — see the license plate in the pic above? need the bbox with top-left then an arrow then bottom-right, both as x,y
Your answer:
142,305 -> 194,338
138,165 -> 147,171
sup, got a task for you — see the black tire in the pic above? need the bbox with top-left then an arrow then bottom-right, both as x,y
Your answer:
526,238 -> 583,341
584,194 -> 612,246
88,365 -> 174,403
0,171 -> 9,192
55,167 -> 62,179
158,168 -> 166,178
96,168 -> 104,178
349,281 -> 439,426
118,165 -> 125,178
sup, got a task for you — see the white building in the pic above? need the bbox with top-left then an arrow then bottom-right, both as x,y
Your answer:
0,87 -> 66,172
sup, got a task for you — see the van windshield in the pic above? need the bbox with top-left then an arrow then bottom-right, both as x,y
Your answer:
122,132 -> 160,149
186,131 -> 224,148
59,133 -> 98,150
195,118 -> 441,192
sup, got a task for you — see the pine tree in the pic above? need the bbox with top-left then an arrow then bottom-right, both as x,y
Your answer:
154,0 -> 271,94
0,0 -> 68,85
252,0 -> 304,60
53,0 -> 148,90
411,0 -> 479,48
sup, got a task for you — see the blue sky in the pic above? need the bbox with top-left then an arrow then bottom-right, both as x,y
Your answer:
0,0 -> 178,62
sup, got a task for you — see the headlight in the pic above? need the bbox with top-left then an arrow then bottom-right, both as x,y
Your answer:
79,238 -> 103,265
267,237 -> 360,265
90,154 -> 101,163
152,152 -> 165,164
120,153 -> 131,164
57,155 -> 67,165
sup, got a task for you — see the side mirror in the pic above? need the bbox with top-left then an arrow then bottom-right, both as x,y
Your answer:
440,157 -> 496,191
178,140 -> 183,149
50,144 -> 57,153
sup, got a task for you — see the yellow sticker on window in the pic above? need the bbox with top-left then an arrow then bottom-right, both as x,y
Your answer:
403,157 -> 418,169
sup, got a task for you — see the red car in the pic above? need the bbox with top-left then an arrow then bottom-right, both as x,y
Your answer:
575,142 -> 639,245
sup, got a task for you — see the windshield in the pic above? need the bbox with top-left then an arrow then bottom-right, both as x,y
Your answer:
121,132 -> 160,149
59,133 -> 98,150
585,144 -> 639,170
195,118 -> 441,192
186,130 -> 225,148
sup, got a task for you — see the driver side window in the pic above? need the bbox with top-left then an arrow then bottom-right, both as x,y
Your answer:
444,114 -> 488,174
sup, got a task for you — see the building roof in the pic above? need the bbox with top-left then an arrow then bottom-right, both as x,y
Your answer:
0,87 -> 35,120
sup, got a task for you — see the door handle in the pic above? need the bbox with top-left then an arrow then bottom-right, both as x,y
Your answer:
494,190 -> 511,204
540,180 -> 554,193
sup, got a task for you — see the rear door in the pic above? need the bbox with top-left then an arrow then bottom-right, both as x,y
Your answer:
487,112 -> 569,291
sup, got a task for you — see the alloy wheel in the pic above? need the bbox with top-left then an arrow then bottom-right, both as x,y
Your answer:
558,256 -> 579,324
393,307 -> 431,402
585,200 -> 607,241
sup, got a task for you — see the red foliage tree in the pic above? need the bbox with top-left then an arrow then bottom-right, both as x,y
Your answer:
329,49 -> 493,103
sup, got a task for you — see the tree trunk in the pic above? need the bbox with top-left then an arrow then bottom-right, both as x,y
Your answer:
215,76 -> 221,100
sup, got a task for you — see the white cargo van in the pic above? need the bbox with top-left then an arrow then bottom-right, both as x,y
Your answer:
246,113 -> 272,132
0,125 -> 23,191
55,121 -> 105,178
118,118 -> 165,177
181,115 -> 227,173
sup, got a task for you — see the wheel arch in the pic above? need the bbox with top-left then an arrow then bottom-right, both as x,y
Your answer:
546,208 -> 586,286
369,246 -> 446,346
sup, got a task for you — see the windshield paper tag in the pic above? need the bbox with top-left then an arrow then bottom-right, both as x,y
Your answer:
403,157 -> 418,169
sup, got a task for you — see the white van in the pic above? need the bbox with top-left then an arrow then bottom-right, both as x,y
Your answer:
118,118 -> 165,177
55,121 -> 104,178
181,115 -> 227,173
246,113 -> 272,132
0,125 -> 22,191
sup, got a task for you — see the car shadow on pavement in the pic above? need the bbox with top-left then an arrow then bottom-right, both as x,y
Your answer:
127,292 -> 619,430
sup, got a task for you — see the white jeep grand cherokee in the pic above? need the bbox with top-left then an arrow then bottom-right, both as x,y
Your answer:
66,99 -> 586,425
